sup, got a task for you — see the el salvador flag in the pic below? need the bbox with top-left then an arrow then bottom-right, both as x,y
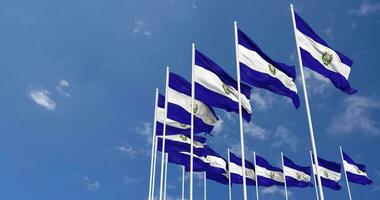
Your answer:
237,28 -> 300,108
342,150 -> 373,185
255,154 -> 284,187
229,152 -> 256,185
283,155 -> 312,187
156,134 -> 206,153
202,146 -> 229,184
167,148 -> 208,172
167,72 -> 219,134
313,156 -> 342,190
194,49 -> 252,122
294,11 -> 357,94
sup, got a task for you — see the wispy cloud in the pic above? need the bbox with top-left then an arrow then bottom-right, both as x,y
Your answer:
262,185 -> 292,197
350,1 -> 380,16
114,143 -> 138,158
133,19 -> 152,38
324,28 -> 333,39
250,91 -> 275,111
272,126 -> 299,152
29,88 -> 56,111
136,122 -> 153,143
244,122 -> 270,140
212,118 -> 224,135
301,68 -> 330,94
83,176 -> 100,191
124,176 -> 141,184
56,79 -> 71,97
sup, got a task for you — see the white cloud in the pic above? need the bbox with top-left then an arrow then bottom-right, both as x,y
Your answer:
29,88 -> 56,111
115,143 -> 138,158
191,0 -> 198,9
328,95 -> 380,135
250,91 -> 275,111
133,19 -> 152,37
244,122 -> 270,140
212,118 -> 224,135
272,126 -> 299,152
56,79 -> 71,97
301,68 -> 330,94
350,1 -> 380,16
83,176 -> 100,191
262,185 -> 292,197
124,177 -> 141,184
136,122 -> 153,143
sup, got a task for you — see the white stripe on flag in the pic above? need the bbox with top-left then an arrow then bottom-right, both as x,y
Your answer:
256,165 -> 284,183
157,107 -> 191,129
194,64 -> 252,113
167,87 -> 218,126
229,162 -> 255,181
238,44 -> 298,93
157,134 -> 204,149
295,30 -> 351,79
283,166 -> 311,182
343,160 -> 368,177
313,164 -> 341,182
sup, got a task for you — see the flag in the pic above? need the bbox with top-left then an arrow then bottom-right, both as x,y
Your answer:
283,155 -> 312,187
237,28 -> 300,108
168,150 -> 208,172
229,152 -> 255,185
194,49 -> 253,122
342,150 -> 373,185
156,134 -> 206,153
168,72 -> 219,134
255,154 -> 284,187
156,94 -> 192,135
202,146 -> 229,184
294,11 -> 357,94
313,156 -> 342,190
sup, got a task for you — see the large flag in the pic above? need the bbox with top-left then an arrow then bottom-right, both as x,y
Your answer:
313,156 -> 342,190
237,28 -> 300,108
167,72 -> 219,134
294,11 -> 357,94
342,150 -> 373,185
203,146 -> 229,184
194,49 -> 253,122
283,155 -> 312,187
229,152 -> 256,185
157,134 -> 206,153
255,154 -> 284,187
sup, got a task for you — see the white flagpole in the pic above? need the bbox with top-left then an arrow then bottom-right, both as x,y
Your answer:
290,4 -> 325,200
281,152 -> 289,200
163,153 -> 168,200
204,172 -> 207,200
182,166 -> 185,200
190,43 -> 195,200
159,67 -> 170,200
152,136 -> 158,200
340,146 -> 353,200
148,88 -> 159,200
233,20 -> 248,200
310,150 -> 320,200
253,152 -> 259,200
228,148 -> 232,200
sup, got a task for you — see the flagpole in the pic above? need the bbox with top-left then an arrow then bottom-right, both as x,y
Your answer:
290,4 -> 325,200
152,136 -> 158,200
310,150 -> 320,200
159,66 -> 170,200
148,88 -> 159,200
281,152 -> 289,200
182,166 -> 185,200
190,43 -> 195,200
253,152 -> 259,200
340,146 -> 353,200
228,148 -> 232,200
234,20 -> 248,200
163,153 -> 168,200
204,171 -> 207,200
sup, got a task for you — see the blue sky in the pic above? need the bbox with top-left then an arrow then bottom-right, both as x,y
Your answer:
0,0 -> 379,199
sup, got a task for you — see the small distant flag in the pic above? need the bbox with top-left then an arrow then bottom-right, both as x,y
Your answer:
294,11 -> 357,94
167,72 -> 219,134
237,28 -> 300,108
194,49 -> 252,122
229,152 -> 256,185
283,155 -> 312,187
168,150 -> 208,172
255,154 -> 284,187
313,156 -> 342,190
342,150 -> 373,185
157,134 -> 206,153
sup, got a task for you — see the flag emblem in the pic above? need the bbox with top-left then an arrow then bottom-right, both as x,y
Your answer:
324,170 -> 329,178
296,172 -> 301,179
270,172 -> 275,179
268,64 -> 276,75
193,103 -> 198,114
321,51 -> 333,65
180,134 -> 187,141
222,83 -> 232,95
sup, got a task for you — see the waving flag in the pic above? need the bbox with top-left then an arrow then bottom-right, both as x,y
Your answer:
167,72 -> 219,134
294,12 -> 357,94
237,28 -> 300,108
194,49 -> 252,122
342,150 -> 373,185
203,146 -> 229,184
255,154 -> 284,187
283,155 -> 312,187
157,134 -> 206,153
168,149 -> 208,172
229,152 -> 256,185
313,156 -> 342,190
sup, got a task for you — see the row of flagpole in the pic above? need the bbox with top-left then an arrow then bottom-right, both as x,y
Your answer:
146,3 -> 362,200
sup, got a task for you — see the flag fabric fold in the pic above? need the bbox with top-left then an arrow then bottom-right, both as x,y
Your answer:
294,11 -> 357,94
313,156 -> 342,190
255,154 -> 284,187
342,151 -> 373,185
156,134 -> 206,153
283,155 -> 312,187
229,152 -> 256,185
194,49 -> 253,122
237,28 -> 300,108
